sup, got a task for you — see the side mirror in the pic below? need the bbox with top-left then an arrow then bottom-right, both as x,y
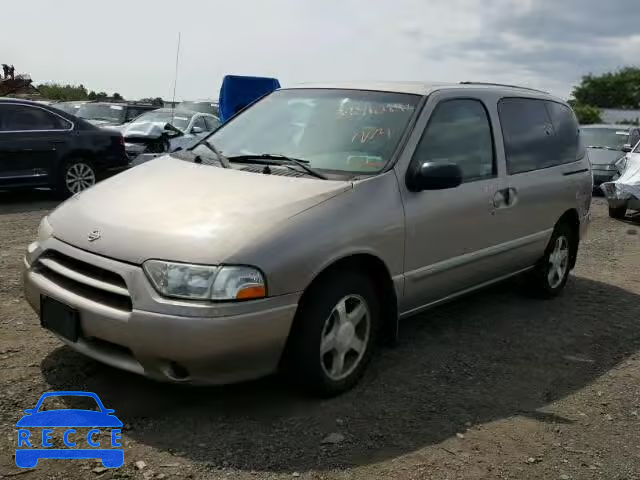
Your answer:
191,126 -> 204,134
622,144 -> 632,153
406,161 -> 463,192
163,123 -> 183,137
24,409 -> 34,415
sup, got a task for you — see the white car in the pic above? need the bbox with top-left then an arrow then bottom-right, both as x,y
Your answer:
601,140 -> 640,218
119,108 -> 220,164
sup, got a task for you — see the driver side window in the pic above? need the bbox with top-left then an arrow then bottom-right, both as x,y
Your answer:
412,99 -> 495,182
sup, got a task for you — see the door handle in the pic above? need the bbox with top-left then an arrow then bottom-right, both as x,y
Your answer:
493,188 -> 518,209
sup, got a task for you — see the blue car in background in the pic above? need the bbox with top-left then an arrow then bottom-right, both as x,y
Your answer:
15,391 -> 123,468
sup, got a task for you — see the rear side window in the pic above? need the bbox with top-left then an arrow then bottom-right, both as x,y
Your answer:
0,104 -> 71,131
412,99 -> 495,182
545,101 -> 580,164
498,98 -> 557,174
126,107 -> 142,121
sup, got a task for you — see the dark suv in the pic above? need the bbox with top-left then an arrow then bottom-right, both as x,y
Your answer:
0,99 -> 128,196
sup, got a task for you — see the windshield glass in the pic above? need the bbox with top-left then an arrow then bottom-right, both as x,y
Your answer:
76,104 -> 126,123
202,89 -> 420,174
178,101 -> 219,116
581,128 -> 629,150
132,110 -> 192,131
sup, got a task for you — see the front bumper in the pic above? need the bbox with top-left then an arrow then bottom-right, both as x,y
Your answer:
23,238 -> 299,384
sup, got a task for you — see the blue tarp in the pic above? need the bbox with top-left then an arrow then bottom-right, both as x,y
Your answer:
218,75 -> 281,123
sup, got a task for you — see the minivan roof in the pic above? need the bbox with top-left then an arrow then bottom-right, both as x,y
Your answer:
581,124 -> 631,130
286,81 -> 561,100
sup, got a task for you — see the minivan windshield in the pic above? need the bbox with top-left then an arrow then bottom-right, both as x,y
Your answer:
200,89 -> 420,174
581,127 -> 629,151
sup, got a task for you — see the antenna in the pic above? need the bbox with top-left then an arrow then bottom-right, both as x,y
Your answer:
170,32 -> 181,120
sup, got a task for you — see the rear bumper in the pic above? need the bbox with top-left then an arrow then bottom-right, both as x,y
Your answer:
23,238 -> 299,384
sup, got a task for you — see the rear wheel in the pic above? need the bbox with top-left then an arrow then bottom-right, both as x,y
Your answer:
56,159 -> 96,197
283,271 -> 380,397
608,205 -> 627,219
528,222 -> 575,298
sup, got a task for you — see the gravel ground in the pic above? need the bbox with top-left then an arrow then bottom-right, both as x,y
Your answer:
1,190 -> 639,480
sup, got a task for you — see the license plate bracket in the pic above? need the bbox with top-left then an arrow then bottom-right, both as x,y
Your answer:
40,296 -> 80,342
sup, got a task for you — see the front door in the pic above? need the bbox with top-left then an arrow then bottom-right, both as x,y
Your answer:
0,103 -> 71,186
396,92 -> 515,313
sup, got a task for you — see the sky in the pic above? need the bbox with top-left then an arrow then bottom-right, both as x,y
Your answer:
3,0 -> 639,101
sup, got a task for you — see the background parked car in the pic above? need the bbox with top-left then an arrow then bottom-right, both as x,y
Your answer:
76,102 -> 158,128
602,140 -> 640,218
581,124 -> 640,188
117,108 -> 220,164
176,100 -> 219,117
0,99 -> 128,196
54,100 -> 90,116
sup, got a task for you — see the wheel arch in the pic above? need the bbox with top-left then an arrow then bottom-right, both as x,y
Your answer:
556,208 -> 580,270
294,253 -> 399,345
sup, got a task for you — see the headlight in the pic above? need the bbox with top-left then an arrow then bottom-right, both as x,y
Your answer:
143,260 -> 266,301
37,216 -> 54,243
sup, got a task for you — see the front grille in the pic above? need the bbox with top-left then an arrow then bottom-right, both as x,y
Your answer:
35,250 -> 132,312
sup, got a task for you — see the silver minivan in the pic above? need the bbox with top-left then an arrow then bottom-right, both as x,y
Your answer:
23,82 -> 592,396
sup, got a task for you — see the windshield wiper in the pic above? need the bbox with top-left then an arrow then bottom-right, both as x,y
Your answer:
227,153 -> 327,180
187,138 -> 230,168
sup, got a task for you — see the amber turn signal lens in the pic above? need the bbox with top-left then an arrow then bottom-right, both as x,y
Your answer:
236,285 -> 266,300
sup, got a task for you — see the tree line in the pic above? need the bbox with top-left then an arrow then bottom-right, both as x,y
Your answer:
35,83 -> 163,106
570,66 -> 640,125
32,67 -> 640,125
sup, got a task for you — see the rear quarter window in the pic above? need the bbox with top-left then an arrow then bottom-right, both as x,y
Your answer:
545,101 -> 580,164
498,98 -> 557,175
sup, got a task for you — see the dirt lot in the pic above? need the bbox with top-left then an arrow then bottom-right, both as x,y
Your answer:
1,191 -> 639,480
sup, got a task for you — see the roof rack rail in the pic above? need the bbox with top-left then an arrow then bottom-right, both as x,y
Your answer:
459,81 -> 548,94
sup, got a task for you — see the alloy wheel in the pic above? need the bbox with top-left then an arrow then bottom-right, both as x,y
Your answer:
65,163 -> 96,194
547,235 -> 569,289
320,294 -> 371,381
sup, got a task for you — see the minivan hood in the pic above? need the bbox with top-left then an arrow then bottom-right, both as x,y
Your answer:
48,156 -> 351,264
587,148 -> 624,165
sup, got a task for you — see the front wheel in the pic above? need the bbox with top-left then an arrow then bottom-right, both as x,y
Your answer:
283,271 -> 380,397
57,159 -> 97,197
528,223 -> 575,298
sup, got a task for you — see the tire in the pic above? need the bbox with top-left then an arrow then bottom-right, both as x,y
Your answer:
608,206 -> 627,219
528,222 -> 576,298
56,158 -> 97,198
283,270 -> 380,397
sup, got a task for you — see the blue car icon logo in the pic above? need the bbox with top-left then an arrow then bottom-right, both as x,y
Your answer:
16,391 -> 123,469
